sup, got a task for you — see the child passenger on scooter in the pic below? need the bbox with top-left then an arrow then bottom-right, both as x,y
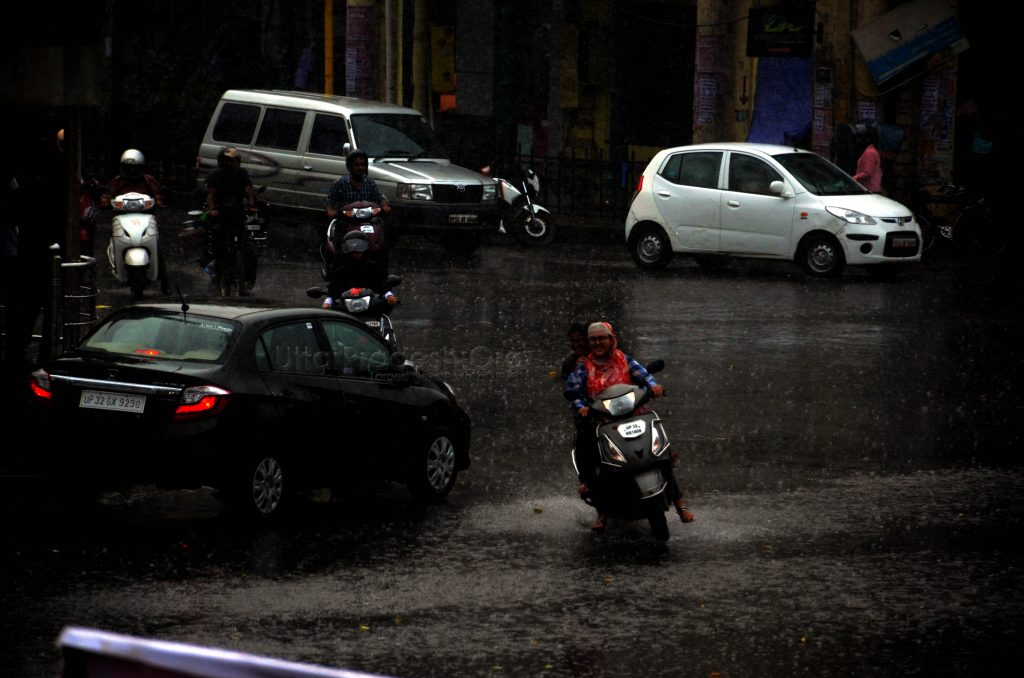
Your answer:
322,231 -> 398,308
564,321 -> 695,531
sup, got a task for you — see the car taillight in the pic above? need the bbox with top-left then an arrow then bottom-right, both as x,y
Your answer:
29,369 -> 52,400
174,385 -> 231,420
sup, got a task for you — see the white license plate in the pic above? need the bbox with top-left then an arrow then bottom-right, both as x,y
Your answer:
79,390 -> 146,413
246,223 -> 261,231
892,237 -> 916,248
448,214 -> 478,224
617,420 -> 646,438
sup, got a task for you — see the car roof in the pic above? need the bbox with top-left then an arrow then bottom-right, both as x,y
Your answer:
126,303 -> 342,323
223,89 -> 423,118
656,142 -> 812,158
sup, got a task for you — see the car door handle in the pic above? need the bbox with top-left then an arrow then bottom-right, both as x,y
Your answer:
250,157 -> 263,164
727,200 -> 740,207
281,389 -> 298,400
302,164 -> 313,170
657,191 -> 672,198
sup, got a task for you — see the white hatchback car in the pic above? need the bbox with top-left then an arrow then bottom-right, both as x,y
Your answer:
624,143 -> 921,277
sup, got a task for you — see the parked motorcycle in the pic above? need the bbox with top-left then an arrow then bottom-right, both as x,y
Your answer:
481,164 -> 556,246
106,192 -> 161,301
568,360 -> 674,541
306,277 -> 401,347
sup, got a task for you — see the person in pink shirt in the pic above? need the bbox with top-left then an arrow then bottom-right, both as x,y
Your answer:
852,126 -> 883,193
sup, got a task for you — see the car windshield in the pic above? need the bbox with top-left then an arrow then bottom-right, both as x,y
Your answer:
80,311 -> 238,362
351,113 -> 448,159
773,152 -> 869,196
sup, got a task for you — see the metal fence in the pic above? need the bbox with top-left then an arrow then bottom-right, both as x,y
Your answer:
511,150 -> 649,221
1,255 -> 99,366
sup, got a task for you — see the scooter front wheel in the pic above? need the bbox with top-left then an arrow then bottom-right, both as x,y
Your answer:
128,267 -> 146,301
648,508 -> 670,542
513,209 -> 555,246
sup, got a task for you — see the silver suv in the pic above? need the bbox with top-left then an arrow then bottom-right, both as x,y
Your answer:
196,90 -> 500,236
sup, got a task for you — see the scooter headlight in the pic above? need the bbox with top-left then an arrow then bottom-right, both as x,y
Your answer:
344,296 -> 371,313
602,391 -> 636,417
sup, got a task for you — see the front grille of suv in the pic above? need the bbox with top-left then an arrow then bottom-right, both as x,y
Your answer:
432,184 -> 484,203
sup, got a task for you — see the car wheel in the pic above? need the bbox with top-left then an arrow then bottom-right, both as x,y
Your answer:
407,432 -> 459,502
648,508 -> 670,542
694,254 -> 730,269
799,234 -> 845,277
513,209 -> 556,246
220,454 -> 287,517
629,225 -> 672,270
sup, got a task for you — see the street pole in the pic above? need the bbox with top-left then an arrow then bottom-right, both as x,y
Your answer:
324,0 -> 335,94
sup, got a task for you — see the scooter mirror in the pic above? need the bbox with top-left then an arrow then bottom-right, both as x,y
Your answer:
306,286 -> 328,299
645,359 -> 665,374
386,274 -> 402,287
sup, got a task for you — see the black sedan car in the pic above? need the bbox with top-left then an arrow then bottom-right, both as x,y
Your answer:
29,303 -> 471,517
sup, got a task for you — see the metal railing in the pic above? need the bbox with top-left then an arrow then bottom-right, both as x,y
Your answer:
1,254 -> 99,366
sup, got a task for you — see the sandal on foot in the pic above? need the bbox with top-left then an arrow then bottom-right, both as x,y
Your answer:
674,500 -> 695,523
591,515 -> 606,531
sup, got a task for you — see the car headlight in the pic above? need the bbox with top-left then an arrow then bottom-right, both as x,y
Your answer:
825,207 -> 877,225
397,183 -> 433,200
482,184 -> 497,201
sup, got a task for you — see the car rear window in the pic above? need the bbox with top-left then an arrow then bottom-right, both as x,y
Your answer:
81,312 -> 238,362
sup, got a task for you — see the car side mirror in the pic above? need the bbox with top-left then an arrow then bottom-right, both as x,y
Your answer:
342,142 -> 353,157
770,180 -> 792,198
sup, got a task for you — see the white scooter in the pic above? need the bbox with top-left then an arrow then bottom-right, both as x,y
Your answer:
106,192 -> 161,301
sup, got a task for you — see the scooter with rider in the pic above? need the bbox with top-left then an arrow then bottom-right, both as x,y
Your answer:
564,321 -> 695,539
103,149 -> 170,299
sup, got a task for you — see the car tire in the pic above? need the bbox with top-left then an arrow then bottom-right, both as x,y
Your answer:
629,225 -> 672,270
648,508 -> 670,542
799,233 -> 845,277
220,453 -> 288,518
407,431 -> 459,503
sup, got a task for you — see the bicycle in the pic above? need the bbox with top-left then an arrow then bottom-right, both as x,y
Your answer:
912,185 -> 1005,260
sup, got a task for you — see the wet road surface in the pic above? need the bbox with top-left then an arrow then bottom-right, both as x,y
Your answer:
2,214 -> 1022,677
